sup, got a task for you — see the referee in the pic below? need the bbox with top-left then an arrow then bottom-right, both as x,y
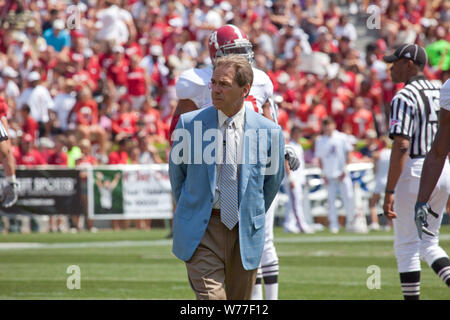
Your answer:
382,44 -> 450,300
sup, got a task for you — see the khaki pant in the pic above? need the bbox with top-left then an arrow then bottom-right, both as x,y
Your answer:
185,214 -> 257,300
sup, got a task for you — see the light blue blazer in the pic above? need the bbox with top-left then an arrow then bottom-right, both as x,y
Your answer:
169,106 -> 285,270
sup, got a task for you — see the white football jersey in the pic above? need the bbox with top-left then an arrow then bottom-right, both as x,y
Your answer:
175,65 -> 276,120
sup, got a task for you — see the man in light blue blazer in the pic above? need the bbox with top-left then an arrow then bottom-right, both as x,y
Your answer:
169,55 -> 284,300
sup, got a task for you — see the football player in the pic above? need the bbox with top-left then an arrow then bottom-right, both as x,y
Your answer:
0,95 -> 19,208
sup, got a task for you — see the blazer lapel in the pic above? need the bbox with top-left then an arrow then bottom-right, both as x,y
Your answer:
239,107 -> 258,204
203,107 -> 218,197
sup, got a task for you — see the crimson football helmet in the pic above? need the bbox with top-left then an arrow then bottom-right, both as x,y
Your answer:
208,24 -> 254,63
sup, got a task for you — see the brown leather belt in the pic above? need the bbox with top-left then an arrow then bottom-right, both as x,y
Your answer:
211,209 -> 221,216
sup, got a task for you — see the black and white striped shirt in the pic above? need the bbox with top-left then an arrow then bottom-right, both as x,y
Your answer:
389,75 -> 441,158
0,120 -> 8,142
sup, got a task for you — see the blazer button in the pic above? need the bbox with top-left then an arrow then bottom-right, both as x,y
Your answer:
203,219 -> 208,224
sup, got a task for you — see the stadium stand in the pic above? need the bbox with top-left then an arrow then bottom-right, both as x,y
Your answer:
0,0 -> 449,232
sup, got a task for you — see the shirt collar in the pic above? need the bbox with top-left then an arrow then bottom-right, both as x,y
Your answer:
405,74 -> 426,85
218,106 -> 246,129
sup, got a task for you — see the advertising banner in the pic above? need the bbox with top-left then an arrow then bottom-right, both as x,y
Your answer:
87,165 -> 173,220
0,168 -> 82,215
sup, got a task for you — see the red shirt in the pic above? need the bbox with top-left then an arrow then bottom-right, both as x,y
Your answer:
343,71 -> 357,93
267,70 -> 283,92
15,148 -> 47,166
99,52 -> 115,70
73,99 -> 98,125
345,108 -> 375,138
296,103 -> 328,135
107,58 -> 129,86
108,150 -> 128,164
399,9 -> 421,26
125,42 -> 142,60
324,88 -> 352,130
71,70 -> 95,92
149,62 -> 165,89
22,116 -> 39,140
86,55 -> 101,85
311,41 -> 339,54
47,151 -> 68,166
39,57 -> 57,82
127,67 -> 147,96
0,96 -> 8,118
141,108 -> 164,137
112,111 -> 138,135
76,155 -> 97,166
69,50 -> 85,65
277,108 -> 290,132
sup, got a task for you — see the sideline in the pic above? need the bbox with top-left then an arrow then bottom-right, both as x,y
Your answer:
1,234 -> 450,250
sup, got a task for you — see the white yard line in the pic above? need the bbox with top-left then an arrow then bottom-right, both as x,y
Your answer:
0,234 -> 449,250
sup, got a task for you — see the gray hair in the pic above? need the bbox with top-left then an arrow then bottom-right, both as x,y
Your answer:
213,54 -> 253,88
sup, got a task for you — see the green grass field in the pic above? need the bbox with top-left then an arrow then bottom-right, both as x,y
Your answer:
1,226 -> 449,300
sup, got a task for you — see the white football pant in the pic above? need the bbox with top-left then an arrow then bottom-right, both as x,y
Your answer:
393,158 -> 450,273
325,174 -> 355,230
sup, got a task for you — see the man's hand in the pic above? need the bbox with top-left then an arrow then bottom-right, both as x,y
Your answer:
289,180 -> 295,190
285,145 -> 300,171
414,202 -> 438,239
382,193 -> 397,220
1,182 -> 19,208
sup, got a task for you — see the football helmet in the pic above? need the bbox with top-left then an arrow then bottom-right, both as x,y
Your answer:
208,24 -> 254,63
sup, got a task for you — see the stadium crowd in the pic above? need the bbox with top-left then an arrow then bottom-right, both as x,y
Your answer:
0,0 -> 449,231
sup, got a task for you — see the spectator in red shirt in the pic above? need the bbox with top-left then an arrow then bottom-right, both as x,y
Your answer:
15,133 -> 47,166
68,87 -> 107,156
108,137 -> 131,164
19,104 -> 39,140
84,49 -> 101,90
106,45 -> 129,100
38,137 -> 55,162
296,97 -> 328,137
276,105 -> 290,133
267,58 -> 285,93
68,86 -> 99,126
124,37 -> 143,62
311,27 -> 339,54
64,30 -> 86,76
139,98 -> 165,138
275,72 -> 297,111
359,78 -> 385,134
0,95 -> 9,120
344,96 -> 375,139
324,76 -> 353,130
111,95 -> 138,137
70,59 -> 96,92
127,54 -> 149,110
47,135 -> 68,166
99,42 -> 115,71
